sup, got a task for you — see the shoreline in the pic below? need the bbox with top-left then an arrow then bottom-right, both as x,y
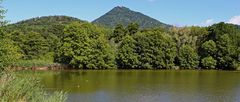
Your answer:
12,66 -> 239,71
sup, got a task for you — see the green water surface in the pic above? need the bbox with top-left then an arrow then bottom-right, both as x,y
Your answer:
20,70 -> 240,102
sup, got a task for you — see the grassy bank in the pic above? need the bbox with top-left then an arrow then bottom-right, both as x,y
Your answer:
0,70 -> 67,102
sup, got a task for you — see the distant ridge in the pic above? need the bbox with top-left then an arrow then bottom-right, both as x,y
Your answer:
3,15 -> 86,36
13,15 -> 84,26
92,6 -> 171,29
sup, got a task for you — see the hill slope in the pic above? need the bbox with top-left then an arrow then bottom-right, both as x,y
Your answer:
14,15 -> 83,26
2,16 -> 88,60
92,6 -> 171,29
5,16 -> 84,32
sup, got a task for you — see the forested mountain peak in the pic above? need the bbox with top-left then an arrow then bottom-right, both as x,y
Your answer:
92,6 -> 171,29
113,6 -> 131,10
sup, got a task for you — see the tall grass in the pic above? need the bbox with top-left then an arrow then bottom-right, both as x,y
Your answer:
0,70 -> 66,102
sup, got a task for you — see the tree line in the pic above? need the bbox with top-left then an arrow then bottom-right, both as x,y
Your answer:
113,23 -> 240,70
1,20 -> 239,70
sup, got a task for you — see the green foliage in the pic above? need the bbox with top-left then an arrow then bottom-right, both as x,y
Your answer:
0,0 -> 7,27
201,56 -> 217,69
0,4 -> 239,71
0,2 -> 67,101
178,45 -> 199,69
6,16 -> 83,32
170,26 -> 208,49
3,16 -> 85,60
4,31 -> 54,68
170,27 -> 197,49
206,22 -> 240,70
0,71 -> 66,102
92,6 -> 171,29
21,32 -> 49,59
55,22 -> 115,69
233,61 -> 240,70
135,31 -> 177,69
112,24 -> 126,43
208,22 -> 237,40
216,34 -> 236,69
126,23 -> 139,35
117,35 -> 139,69
111,23 -> 139,43
0,39 -> 22,69
117,30 -> 176,69
4,16 -> 83,41
201,40 -> 217,56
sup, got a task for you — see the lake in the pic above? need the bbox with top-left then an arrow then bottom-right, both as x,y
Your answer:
21,70 -> 240,102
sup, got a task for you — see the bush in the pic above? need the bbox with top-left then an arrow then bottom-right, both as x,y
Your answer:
201,40 -> 217,56
178,45 -> 199,69
0,39 -> 22,69
201,56 -> 217,69
0,71 -> 66,102
232,61 -> 240,70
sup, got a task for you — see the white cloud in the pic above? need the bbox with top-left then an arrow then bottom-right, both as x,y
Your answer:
205,19 -> 214,25
198,19 -> 215,27
227,15 -> 240,25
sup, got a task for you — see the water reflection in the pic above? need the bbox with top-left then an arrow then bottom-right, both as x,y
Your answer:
21,70 -> 240,102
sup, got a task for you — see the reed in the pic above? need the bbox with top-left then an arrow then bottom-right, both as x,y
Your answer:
0,70 -> 66,102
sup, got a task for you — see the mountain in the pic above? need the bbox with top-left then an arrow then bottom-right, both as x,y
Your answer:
4,15 -> 85,34
7,16 -> 84,29
3,16 -> 88,59
92,6 -> 171,29
14,15 -> 84,26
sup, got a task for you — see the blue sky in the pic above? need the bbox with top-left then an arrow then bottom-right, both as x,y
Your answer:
2,0 -> 240,26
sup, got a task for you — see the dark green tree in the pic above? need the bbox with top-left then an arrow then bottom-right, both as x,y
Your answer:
112,24 -> 126,43
205,23 -> 239,69
22,32 -> 49,59
134,31 -> 177,69
56,22 -> 115,69
46,24 -> 65,52
0,39 -> 22,69
116,35 -> 139,69
201,40 -> 217,57
178,45 -> 199,69
208,22 -> 237,41
216,34 -> 236,69
201,56 -> 217,69
126,23 -> 139,35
